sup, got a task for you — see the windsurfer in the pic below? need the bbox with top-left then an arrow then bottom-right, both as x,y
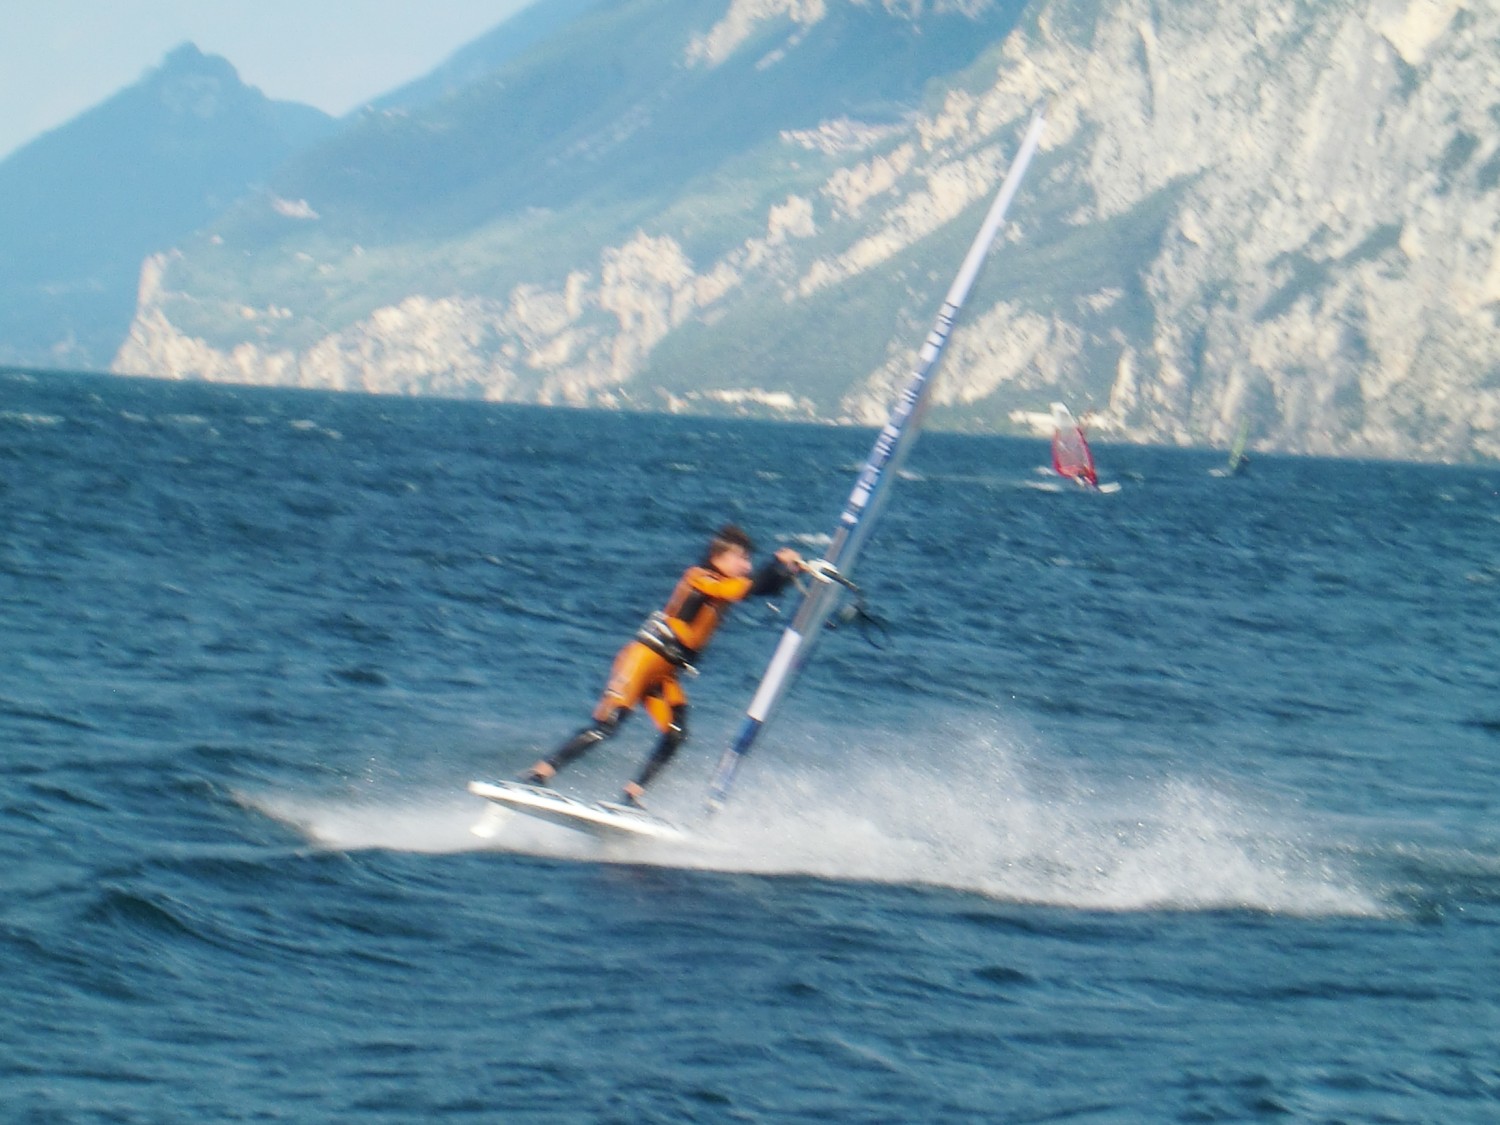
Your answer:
1051,403 -> 1100,488
520,525 -> 805,807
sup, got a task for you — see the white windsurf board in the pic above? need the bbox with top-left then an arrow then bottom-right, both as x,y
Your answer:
467,780 -> 689,843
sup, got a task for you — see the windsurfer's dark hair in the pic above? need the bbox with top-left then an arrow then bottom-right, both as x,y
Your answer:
705,523 -> 754,562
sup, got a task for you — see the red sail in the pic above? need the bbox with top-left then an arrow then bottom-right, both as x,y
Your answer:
1050,403 -> 1098,487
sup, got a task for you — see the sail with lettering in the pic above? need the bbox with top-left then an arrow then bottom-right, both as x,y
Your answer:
705,109 -> 1048,812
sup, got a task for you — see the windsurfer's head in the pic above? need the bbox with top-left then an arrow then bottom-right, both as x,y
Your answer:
705,524 -> 755,577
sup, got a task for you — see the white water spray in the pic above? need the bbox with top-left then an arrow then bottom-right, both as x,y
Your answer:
245,716 -> 1382,917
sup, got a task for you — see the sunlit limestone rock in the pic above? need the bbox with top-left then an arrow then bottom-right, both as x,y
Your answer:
114,0 -> 1500,461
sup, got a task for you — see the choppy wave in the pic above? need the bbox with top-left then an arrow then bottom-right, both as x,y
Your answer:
7,371 -> 1499,1121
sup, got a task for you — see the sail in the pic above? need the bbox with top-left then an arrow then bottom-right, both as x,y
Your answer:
1226,418 -> 1249,473
1050,403 -> 1097,487
705,108 -> 1048,811
1210,418 -> 1250,477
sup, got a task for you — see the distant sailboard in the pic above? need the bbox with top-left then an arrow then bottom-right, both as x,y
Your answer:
705,108 -> 1049,812
1209,418 -> 1250,477
1049,403 -> 1120,492
467,780 -> 689,843
1050,403 -> 1097,487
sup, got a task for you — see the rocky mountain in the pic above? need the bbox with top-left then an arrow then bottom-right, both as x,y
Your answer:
367,0 -> 607,115
112,0 -> 1500,462
0,45 -> 334,369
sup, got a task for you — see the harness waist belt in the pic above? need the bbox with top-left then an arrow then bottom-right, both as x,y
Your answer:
634,611 -> 700,672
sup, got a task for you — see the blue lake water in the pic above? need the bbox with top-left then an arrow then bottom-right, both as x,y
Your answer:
2,368 -> 1498,1121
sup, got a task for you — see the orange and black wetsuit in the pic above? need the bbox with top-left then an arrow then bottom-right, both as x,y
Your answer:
542,555 -> 797,789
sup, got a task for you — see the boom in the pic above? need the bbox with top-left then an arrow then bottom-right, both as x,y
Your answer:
706,108 -> 1047,811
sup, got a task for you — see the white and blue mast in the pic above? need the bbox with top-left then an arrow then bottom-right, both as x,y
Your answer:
707,108 -> 1047,811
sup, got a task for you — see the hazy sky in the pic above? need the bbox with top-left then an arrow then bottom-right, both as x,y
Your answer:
0,1 -> 536,161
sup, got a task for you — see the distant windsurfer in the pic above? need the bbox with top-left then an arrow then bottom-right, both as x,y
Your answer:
520,525 -> 805,807
1050,402 -> 1100,488
1065,462 -> 1100,489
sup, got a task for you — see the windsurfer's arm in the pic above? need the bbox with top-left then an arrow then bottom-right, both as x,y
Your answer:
684,569 -> 755,602
748,549 -> 805,597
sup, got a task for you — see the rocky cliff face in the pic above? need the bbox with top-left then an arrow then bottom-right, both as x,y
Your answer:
994,0 -> 1500,460
0,44 -> 332,369
114,0 -> 1500,461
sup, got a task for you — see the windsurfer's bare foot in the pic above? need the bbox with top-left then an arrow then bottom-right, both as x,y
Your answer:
519,760 -> 555,786
620,781 -> 647,810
